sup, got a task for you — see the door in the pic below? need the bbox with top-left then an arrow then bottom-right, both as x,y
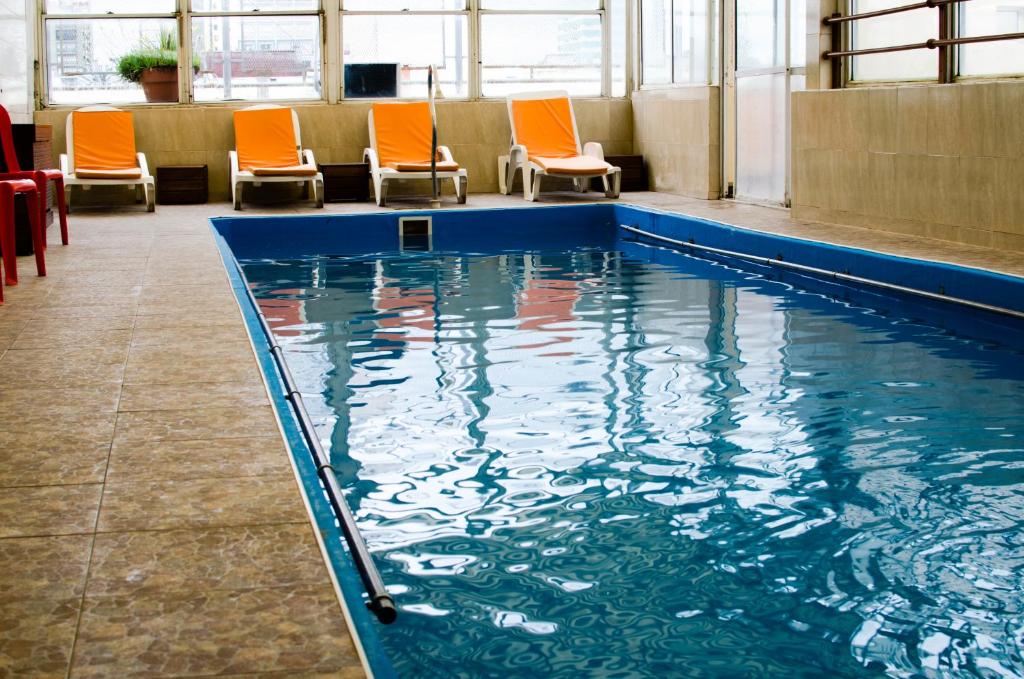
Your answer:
729,0 -> 805,205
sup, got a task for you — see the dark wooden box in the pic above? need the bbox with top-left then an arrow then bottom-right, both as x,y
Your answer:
593,155 -> 648,192
157,165 -> 209,205
321,163 -> 370,202
9,124 -> 55,255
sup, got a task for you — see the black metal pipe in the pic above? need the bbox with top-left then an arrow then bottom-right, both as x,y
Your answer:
234,265 -> 397,625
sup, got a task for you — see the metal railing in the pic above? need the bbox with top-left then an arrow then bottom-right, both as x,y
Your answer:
823,0 -> 1024,86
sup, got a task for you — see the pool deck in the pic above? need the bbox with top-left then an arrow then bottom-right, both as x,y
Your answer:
1,191 -> 1022,678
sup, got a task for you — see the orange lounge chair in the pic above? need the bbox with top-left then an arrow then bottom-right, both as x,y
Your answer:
230,104 -> 323,211
364,102 -> 468,207
499,91 -> 621,202
60,106 -> 155,212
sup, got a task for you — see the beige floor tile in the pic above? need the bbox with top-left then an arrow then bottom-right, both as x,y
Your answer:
71,585 -> 357,679
0,597 -> 80,679
113,406 -> 279,443
130,323 -> 249,347
21,315 -> 136,332
0,385 -> 121,414
123,352 -> 260,386
0,485 -> 102,538
27,304 -> 138,320
133,312 -> 242,331
0,348 -> 127,388
118,381 -> 269,412
105,437 -> 289,483
12,327 -> 133,351
0,535 -> 93,601
87,524 -> 326,596
0,445 -> 110,488
98,475 -> 305,531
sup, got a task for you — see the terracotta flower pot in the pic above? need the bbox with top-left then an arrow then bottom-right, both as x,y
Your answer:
139,67 -> 178,103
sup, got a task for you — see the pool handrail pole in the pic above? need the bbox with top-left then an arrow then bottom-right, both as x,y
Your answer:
236,265 -> 398,625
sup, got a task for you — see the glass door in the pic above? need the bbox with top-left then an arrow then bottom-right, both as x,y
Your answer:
730,0 -> 805,205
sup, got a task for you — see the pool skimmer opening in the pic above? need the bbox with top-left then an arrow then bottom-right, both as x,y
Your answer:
399,216 -> 432,251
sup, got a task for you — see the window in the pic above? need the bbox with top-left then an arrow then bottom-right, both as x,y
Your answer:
191,0 -> 322,102
480,1 -> 604,97
640,0 -> 717,86
958,0 -> 1024,77
342,0 -> 469,99
850,1 -> 935,81
43,1 -> 178,105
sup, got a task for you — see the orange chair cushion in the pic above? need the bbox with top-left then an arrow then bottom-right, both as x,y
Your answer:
234,108 -> 300,172
531,155 -> 613,176
387,160 -> 460,173
372,102 -> 438,169
510,98 -> 579,159
250,164 -> 319,177
75,167 -> 143,179
72,110 -> 139,172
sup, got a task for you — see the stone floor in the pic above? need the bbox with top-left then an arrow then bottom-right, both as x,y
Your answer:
0,190 -> 1021,679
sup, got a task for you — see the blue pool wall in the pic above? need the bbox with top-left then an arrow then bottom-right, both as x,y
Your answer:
212,204 -> 1024,318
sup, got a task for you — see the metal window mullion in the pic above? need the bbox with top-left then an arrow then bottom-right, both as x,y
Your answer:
179,0 -> 193,104
189,10 -> 323,17
469,0 -> 481,99
625,0 -> 635,93
43,13 -> 178,19
326,0 -> 340,103
601,0 -> 611,97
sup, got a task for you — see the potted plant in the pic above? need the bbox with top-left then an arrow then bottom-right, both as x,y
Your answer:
116,31 -> 198,103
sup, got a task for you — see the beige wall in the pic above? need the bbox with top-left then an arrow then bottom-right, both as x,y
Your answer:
632,87 -> 721,200
792,81 -> 1024,252
35,99 -> 633,202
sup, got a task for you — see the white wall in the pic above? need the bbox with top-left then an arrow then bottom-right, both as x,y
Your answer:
0,0 -> 32,122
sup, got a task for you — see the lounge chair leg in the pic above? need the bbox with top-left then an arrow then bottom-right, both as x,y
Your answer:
498,156 -> 514,195
456,176 -> 468,205
145,183 -> 155,212
377,180 -> 388,208
313,178 -> 324,208
526,169 -> 542,202
605,171 -> 621,200
233,182 -> 243,211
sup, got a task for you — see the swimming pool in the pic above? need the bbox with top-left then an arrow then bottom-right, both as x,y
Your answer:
214,206 -> 1024,678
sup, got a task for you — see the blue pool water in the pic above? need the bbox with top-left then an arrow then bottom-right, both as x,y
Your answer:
236,220 -> 1024,678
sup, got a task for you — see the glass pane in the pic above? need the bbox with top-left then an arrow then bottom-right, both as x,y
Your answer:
343,0 -> 466,9
343,14 -> 469,98
1,0 -> 31,119
958,0 -> 1024,77
192,0 -> 319,10
673,0 -> 710,84
737,0 -> 784,71
850,1 -> 935,81
611,0 -> 627,96
481,0 -> 599,8
480,14 -> 602,97
46,18 -> 179,105
736,71 -> 786,202
46,0 -> 176,13
192,15 -> 321,101
641,0 -> 671,85
790,0 -> 806,67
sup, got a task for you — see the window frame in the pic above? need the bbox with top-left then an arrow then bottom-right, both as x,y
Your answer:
638,0 -> 718,89
38,0 -> 630,108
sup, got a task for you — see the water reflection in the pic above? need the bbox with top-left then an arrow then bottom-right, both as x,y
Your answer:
244,242 -> 1024,678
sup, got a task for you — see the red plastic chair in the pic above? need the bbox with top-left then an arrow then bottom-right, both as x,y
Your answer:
0,179 -> 45,285
0,105 -> 68,247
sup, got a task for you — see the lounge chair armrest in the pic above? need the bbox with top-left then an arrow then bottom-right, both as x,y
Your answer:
363,147 -> 380,173
60,154 -> 70,175
582,142 -> 605,161
302,148 -> 317,167
437,146 -> 456,163
509,144 -> 527,167
136,153 -> 151,177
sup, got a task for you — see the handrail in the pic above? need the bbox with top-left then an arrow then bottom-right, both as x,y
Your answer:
825,32 -> 1024,59
235,264 -> 398,625
824,0 -> 959,25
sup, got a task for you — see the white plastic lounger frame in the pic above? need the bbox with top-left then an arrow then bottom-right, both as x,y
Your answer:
230,104 -> 324,211
60,105 -> 155,212
498,90 -> 621,202
363,108 -> 468,208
